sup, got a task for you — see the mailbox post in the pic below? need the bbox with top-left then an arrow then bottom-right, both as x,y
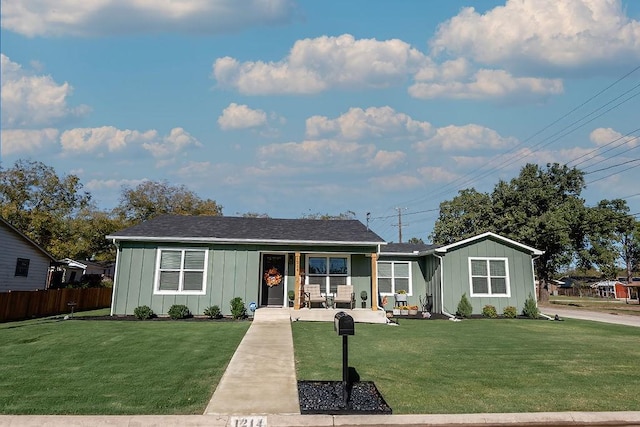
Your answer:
334,311 -> 354,407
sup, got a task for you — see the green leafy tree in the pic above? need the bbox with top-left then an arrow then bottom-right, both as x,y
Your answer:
407,237 -> 425,244
0,160 -> 91,258
115,180 -> 222,223
431,189 -> 494,244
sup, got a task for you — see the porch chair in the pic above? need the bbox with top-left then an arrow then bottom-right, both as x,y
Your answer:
304,284 -> 327,308
334,285 -> 355,309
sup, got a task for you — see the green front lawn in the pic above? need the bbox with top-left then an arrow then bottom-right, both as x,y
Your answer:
0,316 -> 249,414
293,319 -> 640,414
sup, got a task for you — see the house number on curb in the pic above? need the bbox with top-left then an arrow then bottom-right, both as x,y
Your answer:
230,416 -> 266,427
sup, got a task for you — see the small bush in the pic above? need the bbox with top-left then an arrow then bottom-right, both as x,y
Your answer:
456,293 -> 473,318
522,294 -> 539,319
230,297 -> 247,320
503,305 -> 517,318
168,304 -> 191,320
482,304 -> 497,318
203,305 -> 222,319
134,305 -> 154,320
287,290 -> 295,301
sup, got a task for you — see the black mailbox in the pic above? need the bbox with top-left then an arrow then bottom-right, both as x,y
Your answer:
334,311 -> 354,336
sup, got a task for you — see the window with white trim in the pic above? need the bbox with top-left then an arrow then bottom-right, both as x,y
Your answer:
469,257 -> 510,297
155,248 -> 207,295
307,255 -> 349,294
377,261 -> 411,295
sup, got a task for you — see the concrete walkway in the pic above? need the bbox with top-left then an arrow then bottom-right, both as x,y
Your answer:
204,307 -> 300,416
540,306 -> 640,327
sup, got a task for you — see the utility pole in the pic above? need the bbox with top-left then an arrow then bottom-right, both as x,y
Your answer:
395,207 -> 407,243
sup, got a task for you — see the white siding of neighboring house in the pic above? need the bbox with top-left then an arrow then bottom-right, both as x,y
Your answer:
0,222 -> 52,292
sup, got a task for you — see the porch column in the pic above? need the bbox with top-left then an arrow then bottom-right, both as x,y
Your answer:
371,252 -> 378,311
294,252 -> 301,310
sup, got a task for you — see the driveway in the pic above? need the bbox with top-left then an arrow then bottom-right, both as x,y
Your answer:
540,306 -> 640,328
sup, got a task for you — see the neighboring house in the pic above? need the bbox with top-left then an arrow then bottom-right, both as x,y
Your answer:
591,280 -> 629,299
0,216 -> 56,292
378,232 -> 543,316
106,215 -> 386,316
107,216 -> 544,317
53,258 -> 115,285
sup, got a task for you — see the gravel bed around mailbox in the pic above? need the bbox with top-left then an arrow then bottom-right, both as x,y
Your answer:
298,380 -> 392,415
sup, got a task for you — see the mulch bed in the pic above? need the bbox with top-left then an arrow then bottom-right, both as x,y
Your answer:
71,315 -> 251,322
298,380 -> 392,415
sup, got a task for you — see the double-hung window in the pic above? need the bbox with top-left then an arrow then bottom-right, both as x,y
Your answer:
15,258 -> 30,277
155,248 -> 207,295
307,255 -> 349,294
377,261 -> 411,295
469,257 -> 510,297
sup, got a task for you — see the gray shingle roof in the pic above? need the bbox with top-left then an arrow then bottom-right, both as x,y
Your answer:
107,215 -> 385,245
380,242 -> 439,254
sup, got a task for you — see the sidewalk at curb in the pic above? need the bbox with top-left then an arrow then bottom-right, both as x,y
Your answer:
2,412 -> 640,427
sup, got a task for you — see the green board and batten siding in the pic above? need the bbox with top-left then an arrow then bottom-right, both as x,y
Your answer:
439,238 -> 536,315
113,242 -> 377,316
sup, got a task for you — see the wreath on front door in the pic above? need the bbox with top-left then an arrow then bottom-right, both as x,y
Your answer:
264,267 -> 283,287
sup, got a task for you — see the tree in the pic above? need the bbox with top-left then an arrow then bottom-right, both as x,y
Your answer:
0,160 -> 91,258
432,163 -> 587,302
407,237 -> 425,244
115,180 -> 222,223
431,188 -> 494,244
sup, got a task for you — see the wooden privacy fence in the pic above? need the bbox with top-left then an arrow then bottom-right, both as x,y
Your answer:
0,287 -> 112,322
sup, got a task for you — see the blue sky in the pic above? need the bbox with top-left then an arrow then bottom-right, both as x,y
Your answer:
2,0 -> 639,242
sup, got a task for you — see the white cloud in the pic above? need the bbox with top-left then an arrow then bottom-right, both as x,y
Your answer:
1,0 -> 297,37
430,0 -> 640,73
414,124 -> 517,152
306,106 -> 432,140
213,34 -> 427,95
142,127 -> 202,158
1,54 -> 89,128
218,103 -> 267,130
369,150 -> 406,169
60,126 -> 157,153
59,126 -> 201,160
417,166 -> 459,183
590,127 -> 638,147
84,178 -> 148,191
409,69 -> 563,100
369,174 -> 422,191
0,128 -> 59,156
258,139 -> 375,164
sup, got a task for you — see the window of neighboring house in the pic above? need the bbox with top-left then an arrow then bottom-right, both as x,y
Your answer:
469,257 -> 510,297
377,261 -> 411,295
15,258 -> 30,277
154,248 -> 208,295
307,255 -> 349,294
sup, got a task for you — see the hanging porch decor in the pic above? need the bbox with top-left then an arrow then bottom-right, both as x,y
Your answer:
264,267 -> 283,287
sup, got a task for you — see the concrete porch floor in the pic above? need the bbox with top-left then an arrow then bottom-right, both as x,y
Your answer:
287,306 -> 389,324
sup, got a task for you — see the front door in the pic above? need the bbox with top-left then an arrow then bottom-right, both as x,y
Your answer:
261,254 -> 286,306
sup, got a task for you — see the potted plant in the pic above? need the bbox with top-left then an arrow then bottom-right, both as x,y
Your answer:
395,289 -> 407,304
287,290 -> 295,307
400,305 -> 409,316
408,305 -> 419,316
360,290 -> 368,308
392,306 -> 401,316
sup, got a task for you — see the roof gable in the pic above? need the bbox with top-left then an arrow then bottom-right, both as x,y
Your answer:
107,215 -> 386,245
434,232 -> 543,256
0,216 -> 56,261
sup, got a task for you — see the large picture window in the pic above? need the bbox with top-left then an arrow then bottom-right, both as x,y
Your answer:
469,257 -> 510,297
155,248 -> 207,295
307,255 -> 349,294
377,261 -> 411,295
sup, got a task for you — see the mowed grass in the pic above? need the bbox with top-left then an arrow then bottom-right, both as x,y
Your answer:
293,319 -> 640,414
0,316 -> 249,414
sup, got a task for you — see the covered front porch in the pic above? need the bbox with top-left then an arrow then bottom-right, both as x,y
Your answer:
288,307 -> 388,324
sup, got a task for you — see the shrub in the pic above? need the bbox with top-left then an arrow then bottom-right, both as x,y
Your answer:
287,290 -> 295,301
456,293 -> 473,318
503,305 -> 517,318
230,297 -> 247,320
134,305 -> 154,320
522,294 -> 539,319
203,305 -> 222,319
482,304 -> 497,318
168,304 -> 191,320
360,291 -> 368,301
